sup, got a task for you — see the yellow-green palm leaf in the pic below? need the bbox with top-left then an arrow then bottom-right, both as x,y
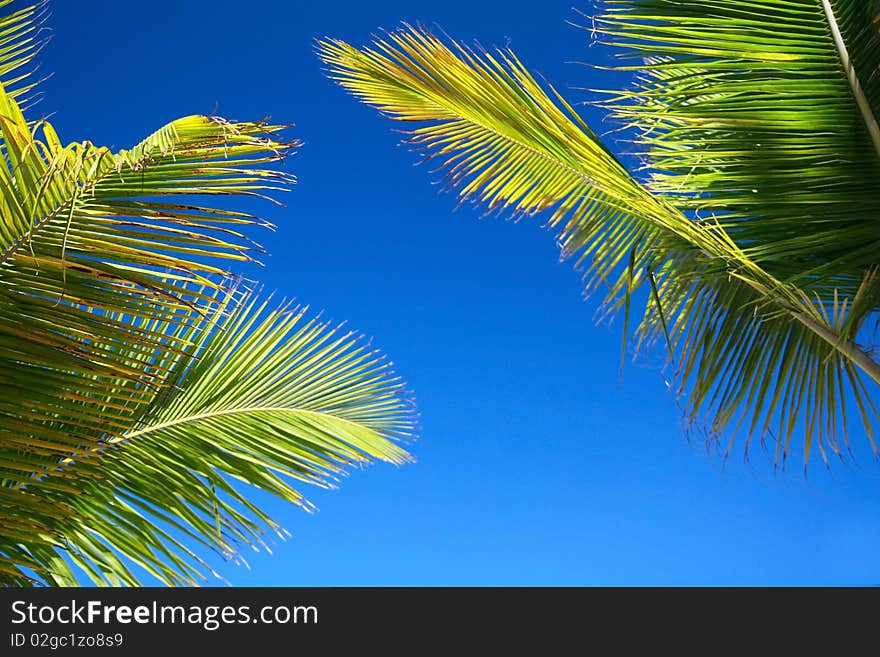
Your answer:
1,2 -> 416,586
5,289 -> 413,586
319,7 -> 880,467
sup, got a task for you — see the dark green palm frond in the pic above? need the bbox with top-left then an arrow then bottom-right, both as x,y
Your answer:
595,0 -> 880,458
640,258 -> 879,466
319,23 -> 880,466
598,0 -> 880,302
3,289 -> 415,585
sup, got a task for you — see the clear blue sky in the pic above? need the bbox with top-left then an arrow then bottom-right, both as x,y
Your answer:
42,0 -> 880,586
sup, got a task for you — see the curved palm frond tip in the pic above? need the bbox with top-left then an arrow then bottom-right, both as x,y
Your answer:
318,0 -> 880,467
1,0 -> 416,586
7,289 -> 415,586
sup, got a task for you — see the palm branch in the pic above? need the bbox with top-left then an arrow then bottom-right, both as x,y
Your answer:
5,288 -> 413,586
318,0 -> 880,467
1,1 -> 415,586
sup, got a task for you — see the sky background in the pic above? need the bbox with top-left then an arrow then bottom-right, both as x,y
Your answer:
40,0 -> 880,585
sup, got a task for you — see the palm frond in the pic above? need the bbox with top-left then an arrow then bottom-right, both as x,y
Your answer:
319,22 -> 880,466
318,29 -> 673,303
595,0 -> 880,459
0,0 -> 47,105
0,71 -> 300,491
0,1 -> 418,586
598,0 -> 880,303
3,289 -> 415,585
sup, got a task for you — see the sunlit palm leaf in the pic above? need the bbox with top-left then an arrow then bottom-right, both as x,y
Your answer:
0,70 -> 298,473
3,289 -> 414,585
0,1 -> 417,585
318,29 -> 675,304
0,0 -> 46,105
319,20 -> 880,467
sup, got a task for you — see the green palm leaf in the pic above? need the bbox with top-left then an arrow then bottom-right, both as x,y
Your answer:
596,0 -> 880,459
3,289 -> 414,586
0,0 -> 46,104
1,2 -> 417,585
599,0 -> 880,300
318,13 -> 880,467
0,73 -> 299,452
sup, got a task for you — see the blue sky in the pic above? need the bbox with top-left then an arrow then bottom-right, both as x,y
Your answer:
42,0 -> 880,585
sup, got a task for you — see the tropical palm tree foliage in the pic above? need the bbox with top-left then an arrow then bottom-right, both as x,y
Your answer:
1,0 -> 414,586
319,0 -> 880,468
